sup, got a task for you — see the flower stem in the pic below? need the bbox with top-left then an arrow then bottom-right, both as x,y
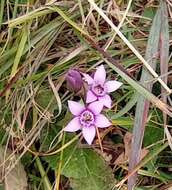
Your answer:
33,108 -> 52,190
35,157 -> 52,190
96,126 -> 103,153
55,132 -> 65,190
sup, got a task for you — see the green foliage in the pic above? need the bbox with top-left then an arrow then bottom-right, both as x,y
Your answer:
35,88 -> 57,114
0,0 -> 171,189
142,7 -> 156,20
111,116 -> 164,146
45,142 -> 115,190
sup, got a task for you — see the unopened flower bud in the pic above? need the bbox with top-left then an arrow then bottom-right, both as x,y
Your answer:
66,69 -> 83,92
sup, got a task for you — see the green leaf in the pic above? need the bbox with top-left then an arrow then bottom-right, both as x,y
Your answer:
45,143 -> 115,190
143,123 -> 163,146
35,88 -> 57,114
110,117 -> 164,146
141,7 -> 156,20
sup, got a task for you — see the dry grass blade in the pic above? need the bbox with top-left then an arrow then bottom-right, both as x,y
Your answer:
128,3 -> 164,189
165,127 -> 172,150
160,1 -> 169,114
104,0 -> 133,50
159,2 -> 172,152
48,74 -> 62,117
160,1 -> 169,91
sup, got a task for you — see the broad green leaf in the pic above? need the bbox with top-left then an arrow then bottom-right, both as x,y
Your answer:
69,150 -> 114,190
45,142 -> 115,190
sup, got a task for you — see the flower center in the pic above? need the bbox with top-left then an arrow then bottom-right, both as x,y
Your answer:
92,84 -> 106,97
79,110 -> 95,127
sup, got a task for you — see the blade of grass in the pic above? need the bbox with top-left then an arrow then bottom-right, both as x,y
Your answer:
12,0 -> 19,19
160,1 -> 169,102
128,3 -> 163,189
78,0 -> 85,23
5,25 -> 28,99
121,165 -> 171,183
111,92 -> 139,119
33,107 -> 52,190
160,0 -> 169,94
104,0 -> 133,50
10,26 -> 28,78
0,0 -> 5,30
35,157 -> 52,190
55,133 -> 65,190
6,8 -> 53,28
159,2 -> 171,152
48,74 -> 62,117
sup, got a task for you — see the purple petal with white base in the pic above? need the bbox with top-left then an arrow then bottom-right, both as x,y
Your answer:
84,65 -> 123,107
68,101 -> 85,116
95,114 -> 111,128
64,117 -> 81,132
94,65 -> 106,84
88,101 -> 103,115
65,99 -> 112,145
98,94 -> 112,108
105,80 -> 123,93
82,73 -> 94,85
86,90 -> 97,103
82,126 -> 96,145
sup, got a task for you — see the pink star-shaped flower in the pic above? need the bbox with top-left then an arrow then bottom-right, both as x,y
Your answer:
63,101 -> 111,145
83,65 -> 123,108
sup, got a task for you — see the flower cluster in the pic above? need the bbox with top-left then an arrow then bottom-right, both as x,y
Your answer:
64,65 -> 122,145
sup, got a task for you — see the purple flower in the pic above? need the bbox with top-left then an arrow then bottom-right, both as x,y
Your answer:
64,101 -> 111,145
66,69 -> 83,92
83,65 -> 122,108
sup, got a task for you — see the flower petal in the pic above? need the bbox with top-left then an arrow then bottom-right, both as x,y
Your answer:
105,80 -> 122,93
95,114 -> 111,128
82,73 -> 94,85
82,126 -> 96,145
86,90 -> 97,103
68,101 -> 85,116
88,101 -> 103,115
94,65 -> 106,84
64,117 -> 81,132
98,94 -> 112,108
